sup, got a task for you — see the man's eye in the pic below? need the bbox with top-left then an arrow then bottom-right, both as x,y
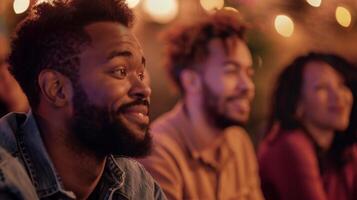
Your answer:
223,67 -> 238,74
112,67 -> 127,79
314,83 -> 329,91
224,69 -> 238,74
223,63 -> 239,74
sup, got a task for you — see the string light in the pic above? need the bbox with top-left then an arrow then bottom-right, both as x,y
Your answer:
126,0 -> 140,8
13,0 -> 30,14
143,0 -> 178,24
306,0 -> 322,7
335,6 -> 352,28
200,0 -> 224,12
223,7 -> 239,13
35,0 -> 54,5
274,15 -> 294,38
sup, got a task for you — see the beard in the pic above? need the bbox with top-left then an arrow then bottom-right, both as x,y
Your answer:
201,80 -> 247,130
70,84 -> 152,158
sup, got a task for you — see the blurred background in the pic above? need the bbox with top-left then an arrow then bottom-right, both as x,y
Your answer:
1,0 -> 357,145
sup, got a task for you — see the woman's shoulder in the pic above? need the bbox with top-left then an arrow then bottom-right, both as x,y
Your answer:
261,129 -> 314,151
259,129 -> 316,165
280,129 -> 313,146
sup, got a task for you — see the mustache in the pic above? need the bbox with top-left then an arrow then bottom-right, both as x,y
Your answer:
225,88 -> 255,102
117,99 -> 150,113
225,92 -> 254,102
226,95 -> 249,102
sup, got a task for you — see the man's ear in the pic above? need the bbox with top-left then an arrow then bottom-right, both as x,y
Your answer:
180,69 -> 201,94
38,70 -> 72,107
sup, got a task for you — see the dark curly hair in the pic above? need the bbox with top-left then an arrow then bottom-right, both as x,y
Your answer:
161,10 -> 247,93
8,0 -> 134,110
267,52 -> 357,167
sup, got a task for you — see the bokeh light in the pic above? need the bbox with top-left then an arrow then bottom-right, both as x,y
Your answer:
223,6 -> 239,13
200,0 -> 224,12
143,0 -> 178,24
13,0 -> 30,14
36,0 -> 57,5
335,6 -> 352,28
306,0 -> 322,7
126,0 -> 140,8
274,15 -> 294,37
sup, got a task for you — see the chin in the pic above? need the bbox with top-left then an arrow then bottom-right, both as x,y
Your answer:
230,114 -> 249,125
130,128 -> 149,141
330,116 -> 350,131
108,124 -> 152,158
119,113 -> 148,130
122,121 -> 149,140
333,123 -> 349,131
215,116 -> 248,129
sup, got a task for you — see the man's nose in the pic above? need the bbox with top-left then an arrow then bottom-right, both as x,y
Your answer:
237,72 -> 255,97
129,74 -> 152,100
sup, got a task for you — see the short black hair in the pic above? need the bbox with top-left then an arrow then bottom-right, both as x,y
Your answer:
8,0 -> 134,110
161,10 -> 247,93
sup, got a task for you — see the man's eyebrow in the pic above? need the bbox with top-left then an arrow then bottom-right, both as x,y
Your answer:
223,60 -> 241,68
223,60 -> 252,69
107,50 -> 132,60
107,50 -> 146,67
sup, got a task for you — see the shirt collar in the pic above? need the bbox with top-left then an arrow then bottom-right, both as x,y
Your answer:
90,156 -> 127,199
171,102 -> 200,159
103,155 -> 126,189
13,111 -> 126,199
173,102 -> 239,165
13,111 -> 76,198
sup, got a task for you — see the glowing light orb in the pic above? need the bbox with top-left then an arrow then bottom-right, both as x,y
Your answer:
306,0 -> 321,7
13,0 -> 30,14
126,0 -> 140,8
274,15 -> 294,38
335,6 -> 352,28
200,0 -> 224,12
143,0 -> 178,24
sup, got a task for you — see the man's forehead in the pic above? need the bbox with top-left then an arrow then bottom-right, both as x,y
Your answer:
207,38 -> 250,61
205,37 -> 252,67
208,37 -> 245,54
84,22 -> 136,44
85,21 -> 129,35
83,21 -> 143,53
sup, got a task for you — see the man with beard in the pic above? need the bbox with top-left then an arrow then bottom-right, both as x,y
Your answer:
0,0 -> 166,199
139,10 -> 264,200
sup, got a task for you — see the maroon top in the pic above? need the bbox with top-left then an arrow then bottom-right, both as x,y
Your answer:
258,128 -> 357,200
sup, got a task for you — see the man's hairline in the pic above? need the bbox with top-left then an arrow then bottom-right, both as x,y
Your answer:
177,36 -> 249,94
183,36 -> 248,72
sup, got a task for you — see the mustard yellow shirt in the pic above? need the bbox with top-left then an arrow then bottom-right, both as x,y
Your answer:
139,103 -> 264,200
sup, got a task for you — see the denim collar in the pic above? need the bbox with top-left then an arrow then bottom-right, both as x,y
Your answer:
13,111 -> 75,198
12,111 -> 126,199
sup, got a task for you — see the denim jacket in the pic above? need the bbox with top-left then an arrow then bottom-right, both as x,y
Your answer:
0,111 -> 167,200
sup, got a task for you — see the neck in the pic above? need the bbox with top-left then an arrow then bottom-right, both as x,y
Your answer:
184,98 -> 225,151
36,113 -> 106,200
303,122 -> 335,151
